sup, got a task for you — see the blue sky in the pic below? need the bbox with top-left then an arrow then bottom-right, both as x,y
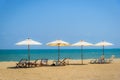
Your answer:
0,0 -> 120,49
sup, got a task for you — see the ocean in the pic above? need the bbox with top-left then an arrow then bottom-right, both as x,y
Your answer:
0,49 -> 120,61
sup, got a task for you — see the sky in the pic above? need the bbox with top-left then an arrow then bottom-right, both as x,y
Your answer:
0,0 -> 120,49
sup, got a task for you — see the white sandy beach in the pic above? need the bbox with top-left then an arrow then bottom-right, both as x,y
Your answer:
0,59 -> 120,80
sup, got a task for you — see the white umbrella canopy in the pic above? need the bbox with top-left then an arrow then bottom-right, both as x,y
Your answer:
46,40 -> 70,61
47,40 -> 70,46
16,38 -> 41,45
72,40 -> 93,64
95,41 -> 113,46
95,41 -> 113,55
72,40 -> 93,46
16,38 -> 42,62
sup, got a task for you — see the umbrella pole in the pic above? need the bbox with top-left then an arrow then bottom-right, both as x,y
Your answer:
28,45 -> 30,63
58,46 -> 60,61
81,46 -> 83,64
103,45 -> 104,56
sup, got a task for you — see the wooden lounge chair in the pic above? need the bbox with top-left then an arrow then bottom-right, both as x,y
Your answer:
59,58 -> 69,65
52,58 -> 69,66
16,59 -> 27,68
27,59 -> 41,67
25,59 -> 48,67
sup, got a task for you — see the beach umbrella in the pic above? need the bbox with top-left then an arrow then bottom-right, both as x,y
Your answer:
95,41 -> 113,56
72,40 -> 93,64
16,38 -> 42,62
46,40 -> 70,61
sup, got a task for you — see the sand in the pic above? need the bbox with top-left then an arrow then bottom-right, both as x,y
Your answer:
0,59 -> 120,80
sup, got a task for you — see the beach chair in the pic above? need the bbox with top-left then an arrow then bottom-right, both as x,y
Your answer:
40,59 -> 48,66
52,58 -> 69,66
27,59 -> 41,67
90,59 -> 97,64
95,55 -> 105,64
33,59 -> 41,67
106,55 -> 115,63
90,55 -> 105,64
60,58 -> 70,65
16,59 -> 27,68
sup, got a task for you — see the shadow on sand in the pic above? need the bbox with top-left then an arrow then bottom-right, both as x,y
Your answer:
7,64 -> 88,69
68,63 -> 88,65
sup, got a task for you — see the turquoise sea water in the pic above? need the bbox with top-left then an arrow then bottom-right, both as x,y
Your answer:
0,49 -> 120,61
